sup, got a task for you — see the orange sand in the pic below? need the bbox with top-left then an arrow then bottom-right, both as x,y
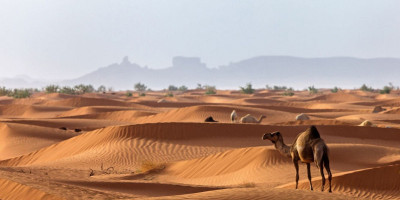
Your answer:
0,90 -> 399,199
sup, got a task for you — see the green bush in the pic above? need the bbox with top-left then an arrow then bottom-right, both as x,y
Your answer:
134,82 -> 147,92
74,84 -> 94,94
178,85 -> 188,92
204,85 -> 216,95
139,93 -> 146,97
380,86 -> 392,94
308,85 -> 318,94
45,85 -> 59,93
9,89 -> 31,98
331,86 -> 340,93
273,85 -> 287,90
59,86 -> 76,95
360,84 -> 373,92
165,92 -> 174,97
168,85 -> 178,91
97,85 -> 106,93
240,83 -> 255,94
0,87 -> 11,96
282,88 -> 295,96
126,91 -> 133,97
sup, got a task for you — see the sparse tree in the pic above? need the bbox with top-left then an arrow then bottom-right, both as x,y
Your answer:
308,85 -> 318,94
331,86 -> 340,93
273,85 -> 287,90
240,83 -> 255,94
178,85 -> 188,92
59,86 -> 76,95
380,85 -> 392,94
168,85 -> 178,91
134,82 -> 147,92
97,85 -> 106,93
360,84 -> 373,92
204,85 -> 216,95
0,86 -> 11,96
134,82 -> 147,96
126,91 -> 133,97
74,84 -> 94,94
283,88 -> 295,96
45,85 -> 59,93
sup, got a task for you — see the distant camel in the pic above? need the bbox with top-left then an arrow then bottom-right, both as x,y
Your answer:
230,110 -> 237,122
262,126 -> 332,192
240,114 -> 266,123
74,129 -> 82,132
204,116 -> 218,122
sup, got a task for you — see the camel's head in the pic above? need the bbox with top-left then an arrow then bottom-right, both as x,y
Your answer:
262,131 -> 281,144
260,115 -> 266,119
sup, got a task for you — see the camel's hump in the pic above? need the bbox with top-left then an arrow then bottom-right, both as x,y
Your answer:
305,125 -> 321,139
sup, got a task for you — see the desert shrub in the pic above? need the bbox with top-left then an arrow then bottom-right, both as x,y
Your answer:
360,84 -> 373,92
308,85 -> 318,94
45,85 -> 59,93
239,182 -> 256,188
240,83 -> 255,94
196,83 -> 203,89
178,85 -> 188,92
134,82 -> 147,92
165,92 -> 173,97
97,85 -> 106,93
273,85 -> 287,90
331,86 -> 340,93
282,88 -> 295,96
380,86 -> 392,94
0,87 -> 11,96
204,85 -> 216,95
134,82 -> 147,96
168,85 -> 178,91
126,91 -> 133,97
74,84 -> 94,94
59,86 -> 76,95
139,160 -> 166,173
9,89 -> 31,98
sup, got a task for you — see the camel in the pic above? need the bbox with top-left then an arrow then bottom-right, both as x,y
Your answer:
204,116 -> 218,122
230,110 -> 237,122
240,114 -> 266,123
262,125 -> 332,192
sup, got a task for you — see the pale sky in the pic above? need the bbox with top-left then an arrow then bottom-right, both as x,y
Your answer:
1,0 -> 399,80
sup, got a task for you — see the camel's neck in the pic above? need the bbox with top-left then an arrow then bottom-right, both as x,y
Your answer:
257,116 -> 264,123
274,138 -> 291,158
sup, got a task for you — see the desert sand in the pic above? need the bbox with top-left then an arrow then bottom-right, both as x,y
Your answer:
0,89 -> 399,199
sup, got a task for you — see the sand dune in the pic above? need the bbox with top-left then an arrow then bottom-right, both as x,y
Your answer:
44,97 -> 128,107
0,178 -> 61,200
0,90 -> 399,199
0,123 -> 75,160
282,164 -> 400,199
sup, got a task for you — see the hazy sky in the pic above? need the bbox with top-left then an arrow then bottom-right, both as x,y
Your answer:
1,0 -> 399,79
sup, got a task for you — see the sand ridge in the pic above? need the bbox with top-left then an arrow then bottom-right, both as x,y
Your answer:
0,89 -> 399,199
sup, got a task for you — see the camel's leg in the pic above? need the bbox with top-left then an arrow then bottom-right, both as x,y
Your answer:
293,159 -> 299,189
307,163 -> 313,191
324,157 -> 332,193
319,160 -> 326,192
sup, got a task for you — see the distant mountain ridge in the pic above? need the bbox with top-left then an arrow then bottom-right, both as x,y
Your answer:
2,56 -> 400,90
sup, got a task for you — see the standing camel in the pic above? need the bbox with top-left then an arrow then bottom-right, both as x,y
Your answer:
262,126 -> 332,192
240,114 -> 266,123
230,110 -> 237,122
